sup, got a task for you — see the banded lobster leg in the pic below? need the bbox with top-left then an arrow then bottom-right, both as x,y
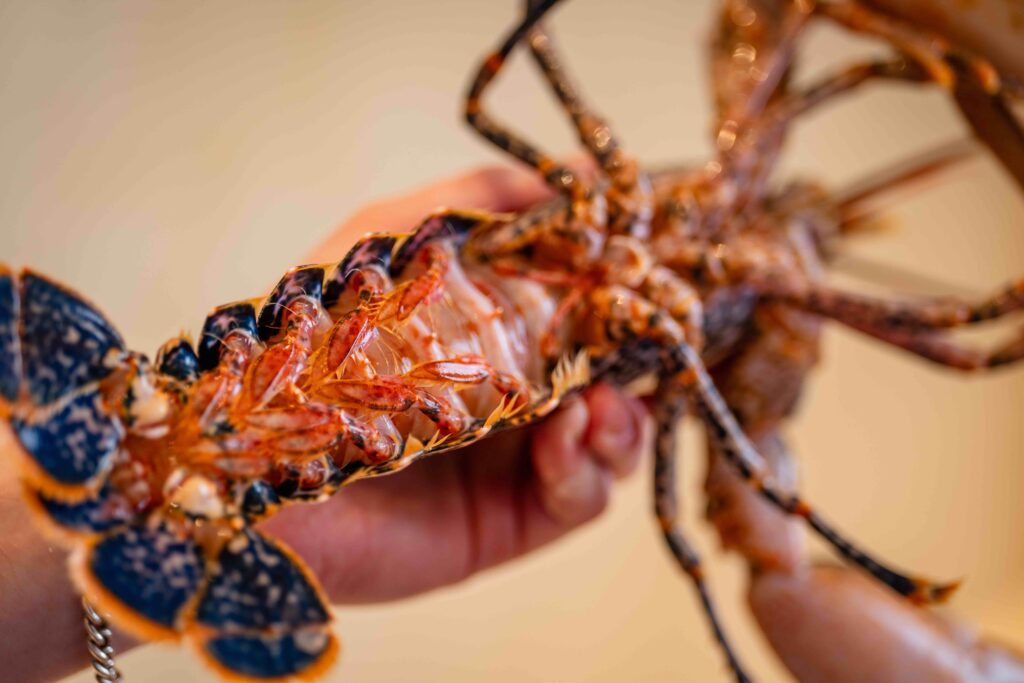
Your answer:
465,0 -> 583,199
818,0 -> 1024,191
652,380 -> 752,683
521,0 -> 653,236
587,286 -> 955,673
465,0 -> 627,262
766,281 -> 1024,371
665,341 -> 958,603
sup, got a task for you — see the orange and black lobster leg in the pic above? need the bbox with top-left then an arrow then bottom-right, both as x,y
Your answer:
767,281 -> 1024,369
652,380 -> 752,683
465,0 -> 584,198
731,58 -> 928,203
947,54 -> 1024,192
521,0 -> 652,234
592,287 -> 954,602
661,342 -> 958,604
773,280 -> 1024,329
818,0 -> 1024,190
823,319 -> 1024,371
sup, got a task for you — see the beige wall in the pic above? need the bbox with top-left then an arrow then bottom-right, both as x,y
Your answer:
0,1 -> 1020,681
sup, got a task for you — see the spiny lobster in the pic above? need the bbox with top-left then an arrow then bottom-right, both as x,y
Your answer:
1,0 -> 1023,681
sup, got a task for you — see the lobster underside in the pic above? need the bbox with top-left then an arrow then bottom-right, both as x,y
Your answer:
3,0 -> 1024,681
0,206 -> 603,680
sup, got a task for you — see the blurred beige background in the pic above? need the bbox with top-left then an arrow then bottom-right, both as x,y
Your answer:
0,1 -> 1021,681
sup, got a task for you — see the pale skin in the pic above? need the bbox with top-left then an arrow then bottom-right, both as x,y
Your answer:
1,162 -> 1021,683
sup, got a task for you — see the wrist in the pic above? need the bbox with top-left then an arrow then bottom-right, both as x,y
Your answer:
0,450 -> 101,682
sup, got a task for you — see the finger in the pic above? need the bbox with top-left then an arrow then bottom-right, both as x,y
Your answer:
311,164 -> 553,261
750,565 -> 995,683
582,383 -> 649,479
530,396 -> 613,527
704,431 -> 804,573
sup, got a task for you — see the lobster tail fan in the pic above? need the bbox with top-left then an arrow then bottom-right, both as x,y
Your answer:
4,269 -> 128,499
0,266 -> 21,405
24,482 -> 138,542
193,528 -> 338,681
73,521 -> 207,641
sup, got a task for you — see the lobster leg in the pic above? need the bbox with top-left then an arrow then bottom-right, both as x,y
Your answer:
818,0 -> 1024,190
663,341 -> 958,604
522,0 -> 652,234
824,318 -> 1024,370
768,280 -> 1024,369
588,286 -> 954,603
465,0 -> 584,196
314,375 -> 468,435
948,54 -> 1024,192
730,58 -> 927,206
772,280 -> 1024,329
652,380 -> 752,683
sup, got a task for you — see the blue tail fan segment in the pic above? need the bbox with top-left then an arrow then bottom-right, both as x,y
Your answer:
257,266 -> 325,341
88,523 -> 205,630
196,528 -> 329,631
196,527 -> 334,679
198,302 -> 258,372
12,389 -> 123,486
0,268 -> 21,402
156,337 -> 200,383
322,234 -> 396,310
34,482 -> 136,534
204,629 -> 335,680
19,271 -> 125,406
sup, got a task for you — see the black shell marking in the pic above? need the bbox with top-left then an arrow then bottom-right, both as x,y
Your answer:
155,337 -> 200,383
322,234 -> 396,310
240,480 -> 281,521
195,527 -> 329,631
34,482 -> 136,533
389,211 -> 483,277
257,265 -> 325,341
0,268 -> 20,402
88,522 -> 205,629
20,271 -> 125,406
198,302 -> 259,372
203,628 -> 333,680
12,388 -> 123,486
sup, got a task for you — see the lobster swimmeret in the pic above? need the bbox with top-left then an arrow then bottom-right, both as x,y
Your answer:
2,0 -> 1024,681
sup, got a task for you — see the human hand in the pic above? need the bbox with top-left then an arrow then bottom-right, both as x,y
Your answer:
0,163 -> 649,683
705,433 -> 1024,683
260,164 -> 651,603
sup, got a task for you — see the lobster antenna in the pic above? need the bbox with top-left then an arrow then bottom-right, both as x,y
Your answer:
836,137 -> 978,231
